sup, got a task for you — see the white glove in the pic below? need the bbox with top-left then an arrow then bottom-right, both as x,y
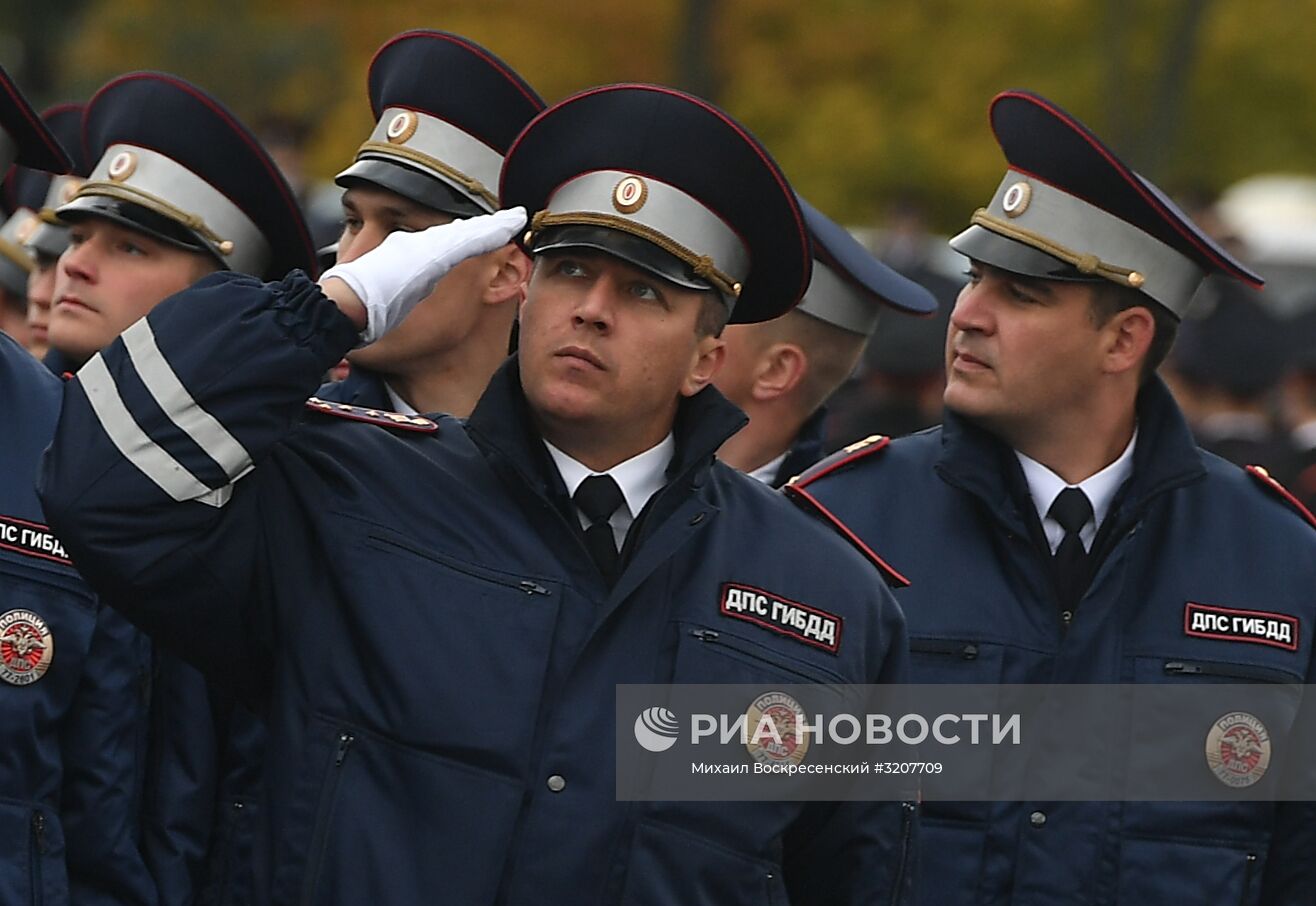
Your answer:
321,206 -> 527,344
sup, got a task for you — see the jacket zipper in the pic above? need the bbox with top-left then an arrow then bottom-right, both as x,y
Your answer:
367,534 -> 551,595
30,811 -> 46,906
909,639 -> 979,660
299,731 -> 355,906
1164,661 -> 1297,684
890,800 -> 916,903
688,628 -> 846,684
1240,852 -> 1257,906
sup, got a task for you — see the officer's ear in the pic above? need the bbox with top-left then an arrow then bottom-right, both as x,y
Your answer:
1099,303 -> 1155,378
751,342 -> 807,403
682,332 -> 726,398
483,244 -> 532,307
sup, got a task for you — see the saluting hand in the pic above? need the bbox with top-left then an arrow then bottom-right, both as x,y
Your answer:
318,206 -> 527,343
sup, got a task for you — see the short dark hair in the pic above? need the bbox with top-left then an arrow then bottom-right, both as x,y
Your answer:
1088,281 -> 1178,381
696,293 -> 730,338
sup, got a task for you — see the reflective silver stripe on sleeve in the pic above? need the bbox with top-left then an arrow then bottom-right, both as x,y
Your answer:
120,319 -> 254,482
77,353 -> 233,508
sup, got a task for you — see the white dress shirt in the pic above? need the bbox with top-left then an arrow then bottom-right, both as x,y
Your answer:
746,451 -> 789,486
384,383 -> 419,416
545,434 -> 675,550
1015,429 -> 1137,554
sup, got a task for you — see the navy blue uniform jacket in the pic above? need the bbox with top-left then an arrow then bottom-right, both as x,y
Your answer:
0,333 -> 155,906
40,271 -> 915,906
788,381 -> 1316,906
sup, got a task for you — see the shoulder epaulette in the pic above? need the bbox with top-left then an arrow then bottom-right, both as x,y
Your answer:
780,435 -> 908,588
1245,465 -> 1316,531
304,397 -> 438,433
787,434 -> 889,490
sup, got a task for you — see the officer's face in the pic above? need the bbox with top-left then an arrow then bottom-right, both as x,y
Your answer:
519,249 -> 724,461
340,185 -> 515,375
944,261 -> 1107,441
25,250 -> 58,360
48,218 -> 217,365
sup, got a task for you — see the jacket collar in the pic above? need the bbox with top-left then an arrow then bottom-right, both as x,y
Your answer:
331,367 -> 393,411
773,406 -> 829,488
465,356 -> 749,502
936,375 -> 1205,525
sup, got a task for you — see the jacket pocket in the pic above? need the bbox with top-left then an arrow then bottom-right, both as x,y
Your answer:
908,636 -> 1005,684
914,816 -> 985,906
1116,836 -> 1262,905
0,800 -> 67,906
364,531 -> 555,598
297,716 -> 524,906
1160,659 -> 1301,684
620,820 -> 787,906
676,622 -> 848,685
323,520 -> 561,770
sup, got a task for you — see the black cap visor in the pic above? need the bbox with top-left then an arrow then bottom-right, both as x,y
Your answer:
336,157 -> 485,219
26,221 -> 70,260
950,224 -> 1104,283
0,252 -> 28,296
530,224 -> 716,295
60,197 -> 222,265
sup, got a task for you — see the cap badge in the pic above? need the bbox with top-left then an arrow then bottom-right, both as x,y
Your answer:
386,111 -> 419,145
1205,711 -> 1271,788
0,609 -> 54,686
612,176 -> 648,215
108,151 -> 137,182
1002,180 -> 1032,218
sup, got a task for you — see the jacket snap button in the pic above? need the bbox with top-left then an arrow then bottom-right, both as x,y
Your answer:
1029,810 -> 1046,827
547,774 -> 567,792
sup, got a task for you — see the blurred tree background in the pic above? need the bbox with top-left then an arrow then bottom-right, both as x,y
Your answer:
0,0 -> 1313,231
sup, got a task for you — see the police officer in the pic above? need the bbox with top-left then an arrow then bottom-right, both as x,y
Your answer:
211,32 -> 544,904
0,157 -> 44,349
41,71 -> 318,906
0,66 -> 155,906
42,83 -> 914,904
22,103 -> 87,366
786,90 -> 1316,904
317,30 -> 544,417
1170,277 -> 1293,471
714,197 -> 935,486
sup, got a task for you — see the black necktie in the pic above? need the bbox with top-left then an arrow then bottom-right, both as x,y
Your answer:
574,475 -> 625,583
1048,487 -> 1093,611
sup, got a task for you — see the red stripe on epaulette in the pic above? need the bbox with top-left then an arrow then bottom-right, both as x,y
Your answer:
783,482 -> 910,588
1246,465 -> 1316,531
304,397 -> 438,433
789,435 -> 889,489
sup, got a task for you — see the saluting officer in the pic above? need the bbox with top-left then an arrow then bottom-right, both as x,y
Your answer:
0,66 -> 155,906
714,197 -> 936,486
317,29 -> 543,416
786,90 -> 1316,904
41,84 -> 915,904
211,31 -> 544,904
